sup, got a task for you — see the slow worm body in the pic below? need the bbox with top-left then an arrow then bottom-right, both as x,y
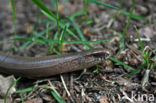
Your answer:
0,48 -> 111,78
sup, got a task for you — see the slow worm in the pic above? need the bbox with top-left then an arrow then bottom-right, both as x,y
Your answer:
0,48 -> 111,78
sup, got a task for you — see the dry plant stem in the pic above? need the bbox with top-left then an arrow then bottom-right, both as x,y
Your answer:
74,69 -> 87,81
60,75 -> 75,103
120,89 -> 134,102
126,44 -> 142,55
129,50 -> 143,63
48,80 -> 61,97
141,69 -> 150,87
134,38 -> 150,42
69,74 -> 74,97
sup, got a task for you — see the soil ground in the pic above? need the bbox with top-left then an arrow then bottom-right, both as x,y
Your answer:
0,0 -> 156,103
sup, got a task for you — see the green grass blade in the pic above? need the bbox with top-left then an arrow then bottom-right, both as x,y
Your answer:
19,93 -> 25,103
119,38 -> 125,51
10,0 -> 17,44
59,26 -> 67,53
32,0 -> 80,40
122,0 -> 136,38
50,91 -> 66,103
93,66 -> 99,73
70,11 -> 94,48
120,0 -> 137,50
56,0 -> 60,41
110,29 -> 122,38
4,77 -> 21,103
88,0 -> 145,20
70,19 -> 93,49
42,10 -> 80,40
71,19 -> 86,41
70,11 -> 84,19
13,36 -> 111,44
16,87 -> 34,93
125,63 -> 146,78
89,0 -> 119,10
46,23 -> 50,39
83,0 -> 89,24
31,0 -> 57,19
151,63 -> 156,71
134,25 -> 144,51
46,38 -> 111,44
49,32 -> 58,54
44,86 -> 66,103
109,57 -> 135,71
46,23 -> 54,53
18,24 -> 56,51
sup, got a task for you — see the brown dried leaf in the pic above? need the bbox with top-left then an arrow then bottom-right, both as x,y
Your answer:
99,95 -> 109,103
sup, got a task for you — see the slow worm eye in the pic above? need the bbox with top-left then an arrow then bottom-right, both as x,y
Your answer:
104,51 -> 111,59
